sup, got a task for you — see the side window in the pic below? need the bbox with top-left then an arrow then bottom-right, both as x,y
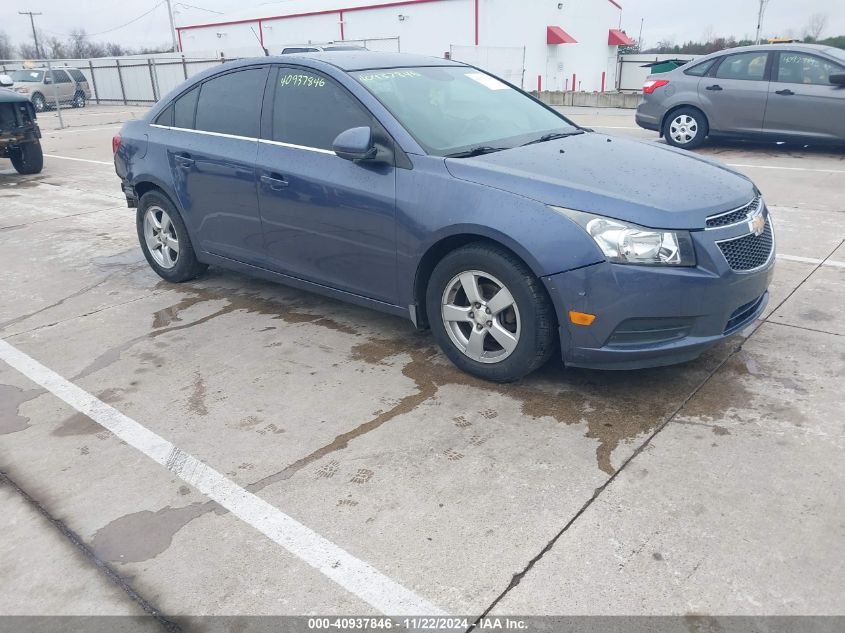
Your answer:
715,52 -> 769,81
155,104 -> 174,126
195,68 -> 266,138
271,68 -> 372,150
68,69 -> 86,83
52,70 -> 71,84
776,53 -> 844,85
684,59 -> 716,77
173,86 -> 199,129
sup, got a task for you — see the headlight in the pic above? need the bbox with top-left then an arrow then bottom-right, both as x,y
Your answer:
16,87 -> 30,94
553,206 -> 696,266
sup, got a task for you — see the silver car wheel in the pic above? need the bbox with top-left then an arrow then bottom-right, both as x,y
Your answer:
670,114 -> 698,145
441,270 -> 521,364
143,205 -> 179,269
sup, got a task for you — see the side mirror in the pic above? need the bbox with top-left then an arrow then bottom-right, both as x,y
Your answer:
43,75 -> 52,84
0,74 -> 12,88
332,126 -> 378,161
829,73 -> 845,87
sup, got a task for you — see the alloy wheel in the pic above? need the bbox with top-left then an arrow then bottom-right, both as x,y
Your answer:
143,205 -> 180,269
441,270 -> 521,363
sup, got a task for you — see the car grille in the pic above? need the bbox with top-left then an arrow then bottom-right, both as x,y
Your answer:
717,218 -> 773,271
706,196 -> 761,228
724,293 -> 766,334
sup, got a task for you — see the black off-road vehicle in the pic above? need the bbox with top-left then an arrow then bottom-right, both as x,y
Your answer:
0,87 -> 43,174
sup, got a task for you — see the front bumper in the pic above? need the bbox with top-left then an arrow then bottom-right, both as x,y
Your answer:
542,215 -> 775,370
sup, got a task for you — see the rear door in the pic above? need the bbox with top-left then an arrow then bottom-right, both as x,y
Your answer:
698,51 -> 771,134
255,66 -> 398,302
763,50 -> 845,140
158,66 -> 270,264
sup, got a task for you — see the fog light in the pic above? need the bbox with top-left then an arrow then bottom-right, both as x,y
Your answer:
569,311 -> 596,326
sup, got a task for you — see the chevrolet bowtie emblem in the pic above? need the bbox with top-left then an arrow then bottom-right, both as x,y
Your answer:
749,212 -> 765,237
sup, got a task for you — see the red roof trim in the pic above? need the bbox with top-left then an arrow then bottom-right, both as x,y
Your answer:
177,0 -> 445,32
547,26 -> 577,45
608,28 -> 635,46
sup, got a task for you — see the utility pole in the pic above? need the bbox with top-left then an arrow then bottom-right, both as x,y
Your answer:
19,11 -> 43,59
637,18 -> 644,51
755,0 -> 770,45
164,0 -> 179,52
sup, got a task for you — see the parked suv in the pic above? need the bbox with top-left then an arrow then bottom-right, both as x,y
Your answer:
636,43 -> 845,149
0,87 -> 43,173
10,67 -> 91,112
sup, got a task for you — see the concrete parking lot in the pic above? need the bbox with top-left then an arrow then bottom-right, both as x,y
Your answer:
1,104 -> 843,629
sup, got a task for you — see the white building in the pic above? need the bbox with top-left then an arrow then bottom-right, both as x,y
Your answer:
176,0 -> 636,92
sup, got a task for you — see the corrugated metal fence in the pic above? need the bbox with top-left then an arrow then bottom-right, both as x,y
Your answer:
1,54 -> 240,105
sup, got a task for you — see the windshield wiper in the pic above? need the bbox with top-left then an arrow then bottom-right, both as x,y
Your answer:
445,146 -> 509,158
520,130 -> 585,146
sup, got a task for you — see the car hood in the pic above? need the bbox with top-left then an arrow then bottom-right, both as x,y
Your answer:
444,133 -> 756,230
0,87 -> 31,103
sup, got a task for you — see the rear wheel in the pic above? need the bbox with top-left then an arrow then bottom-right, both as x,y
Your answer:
426,243 -> 557,382
136,191 -> 207,283
663,107 -> 708,150
9,142 -> 43,174
72,91 -> 86,108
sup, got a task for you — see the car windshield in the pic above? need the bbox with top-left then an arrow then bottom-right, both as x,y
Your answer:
11,70 -> 44,82
824,47 -> 845,65
351,66 -> 579,157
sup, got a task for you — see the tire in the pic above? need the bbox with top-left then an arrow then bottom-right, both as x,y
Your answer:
72,91 -> 86,108
663,107 -> 708,150
31,92 -> 46,113
426,242 -> 557,382
136,191 -> 207,283
9,142 -> 44,174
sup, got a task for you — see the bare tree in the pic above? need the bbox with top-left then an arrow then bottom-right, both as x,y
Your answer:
702,25 -> 716,43
805,13 -> 828,41
68,29 -> 90,59
18,42 -> 39,59
0,31 -> 14,60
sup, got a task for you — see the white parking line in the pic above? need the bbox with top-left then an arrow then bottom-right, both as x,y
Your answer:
44,154 -> 112,166
45,126 -> 122,134
0,338 -> 446,617
777,254 -> 845,269
726,163 -> 845,174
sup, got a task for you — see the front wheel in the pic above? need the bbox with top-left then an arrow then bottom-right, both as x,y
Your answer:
426,243 -> 557,382
136,191 -> 207,283
31,93 -> 46,113
663,107 -> 708,149
9,142 -> 43,174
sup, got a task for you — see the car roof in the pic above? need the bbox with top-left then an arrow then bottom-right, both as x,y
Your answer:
231,51 -> 463,72
699,42 -> 839,58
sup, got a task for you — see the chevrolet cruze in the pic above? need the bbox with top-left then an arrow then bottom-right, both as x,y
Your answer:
113,52 -> 775,382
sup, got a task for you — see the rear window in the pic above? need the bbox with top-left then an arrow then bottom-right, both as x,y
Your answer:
195,68 -> 266,138
68,69 -> 86,83
684,59 -> 715,76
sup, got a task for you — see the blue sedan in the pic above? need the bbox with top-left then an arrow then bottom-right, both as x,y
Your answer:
113,52 -> 774,382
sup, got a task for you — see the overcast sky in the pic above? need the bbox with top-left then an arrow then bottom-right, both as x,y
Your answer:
3,0 -> 844,52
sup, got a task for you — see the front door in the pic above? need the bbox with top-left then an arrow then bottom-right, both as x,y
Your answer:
764,50 -> 845,141
699,51 -> 771,134
164,67 -> 269,265
255,66 -> 397,303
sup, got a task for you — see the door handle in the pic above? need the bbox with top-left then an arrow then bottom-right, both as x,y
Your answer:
705,84 -> 723,91
174,154 -> 195,169
775,88 -> 795,96
261,174 -> 289,190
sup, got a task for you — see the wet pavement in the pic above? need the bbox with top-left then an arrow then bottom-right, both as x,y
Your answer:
1,105 -> 843,625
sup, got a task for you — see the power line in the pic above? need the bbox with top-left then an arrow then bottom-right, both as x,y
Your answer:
175,2 -> 223,14
86,1 -> 167,37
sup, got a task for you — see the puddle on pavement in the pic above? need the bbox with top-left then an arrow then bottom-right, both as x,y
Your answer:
90,503 -> 215,563
0,384 -> 43,435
